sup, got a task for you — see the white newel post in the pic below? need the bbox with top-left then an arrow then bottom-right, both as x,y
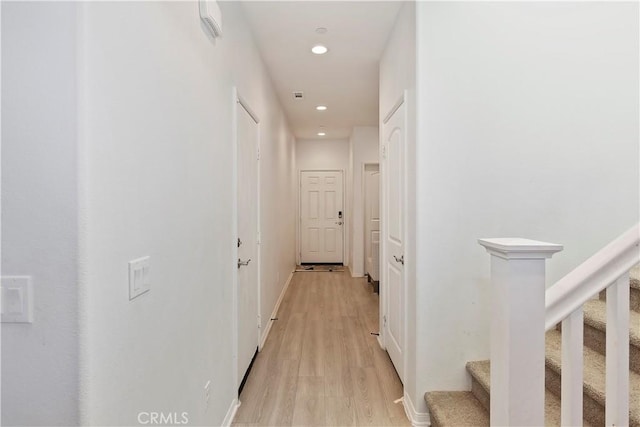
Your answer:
478,238 -> 563,427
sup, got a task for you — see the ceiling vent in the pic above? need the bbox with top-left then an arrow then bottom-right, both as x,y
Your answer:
293,91 -> 304,100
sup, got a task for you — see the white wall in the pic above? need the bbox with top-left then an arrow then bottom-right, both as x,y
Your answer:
1,3 -> 80,425
379,0 -> 417,415
413,0 -> 639,414
256,89 -> 298,344
296,138 -> 350,265
296,138 -> 350,172
1,2 -> 295,425
77,2 -> 296,425
349,127 -> 379,277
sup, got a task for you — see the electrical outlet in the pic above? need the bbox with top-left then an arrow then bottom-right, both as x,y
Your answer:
129,257 -> 150,300
1,276 -> 33,323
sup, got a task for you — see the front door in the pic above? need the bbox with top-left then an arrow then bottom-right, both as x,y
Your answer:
382,97 -> 405,382
300,170 -> 344,264
236,96 -> 259,389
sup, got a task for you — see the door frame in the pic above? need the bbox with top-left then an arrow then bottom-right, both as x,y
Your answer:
231,87 -> 262,393
362,162 -> 380,277
379,91 -> 408,383
296,169 -> 346,266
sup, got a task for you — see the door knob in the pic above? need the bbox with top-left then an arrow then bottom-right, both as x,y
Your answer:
238,258 -> 251,269
393,255 -> 404,265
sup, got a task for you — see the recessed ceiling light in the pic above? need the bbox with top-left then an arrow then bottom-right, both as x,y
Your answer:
315,27 -> 328,34
311,45 -> 328,55
317,132 -> 326,136
316,105 -> 327,111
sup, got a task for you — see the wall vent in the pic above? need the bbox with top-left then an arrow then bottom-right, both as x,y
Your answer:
199,0 -> 223,39
293,91 -> 304,100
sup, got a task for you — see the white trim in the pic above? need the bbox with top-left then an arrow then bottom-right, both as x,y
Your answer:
403,392 -> 430,427
383,94 -> 405,125
400,89 -> 410,386
379,118 -> 387,349
221,398 -> 241,427
237,95 -> 260,124
259,270 -> 294,350
231,87 -> 240,392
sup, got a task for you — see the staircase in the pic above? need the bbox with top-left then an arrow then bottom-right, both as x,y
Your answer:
425,265 -> 640,427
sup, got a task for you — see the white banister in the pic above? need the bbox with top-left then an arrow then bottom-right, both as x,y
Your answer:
606,272 -> 630,426
478,238 -> 563,427
545,224 -> 639,331
479,225 -> 638,427
561,307 -> 583,427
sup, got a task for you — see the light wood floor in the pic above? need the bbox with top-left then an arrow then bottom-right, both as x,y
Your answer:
232,271 -> 410,427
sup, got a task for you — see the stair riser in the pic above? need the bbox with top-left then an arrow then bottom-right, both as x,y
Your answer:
470,377 -> 490,413
545,365 -> 605,426
599,285 -> 640,313
583,323 -> 640,375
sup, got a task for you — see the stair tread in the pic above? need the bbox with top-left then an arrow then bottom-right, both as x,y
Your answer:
583,298 -> 640,347
546,328 -> 640,424
425,376 -> 590,427
466,360 -> 490,392
425,391 -> 489,426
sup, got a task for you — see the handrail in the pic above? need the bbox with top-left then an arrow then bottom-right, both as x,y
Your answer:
545,223 -> 640,331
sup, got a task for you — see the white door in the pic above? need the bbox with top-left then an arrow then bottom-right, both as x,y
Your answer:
236,97 -> 259,388
300,171 -> 344,264
382,97 -> 405,382
364,164 -> 380,281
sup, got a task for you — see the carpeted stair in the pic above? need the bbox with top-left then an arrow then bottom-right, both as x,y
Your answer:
425,265 -> 640,427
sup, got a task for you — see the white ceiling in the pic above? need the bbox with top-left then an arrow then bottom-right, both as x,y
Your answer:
241,1 -> 402,140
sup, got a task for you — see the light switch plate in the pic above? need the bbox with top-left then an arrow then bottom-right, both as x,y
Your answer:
129,256 -> 150,300
1,276 -> 33,323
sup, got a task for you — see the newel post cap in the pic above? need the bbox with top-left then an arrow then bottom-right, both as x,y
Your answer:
478,238 -> 563,260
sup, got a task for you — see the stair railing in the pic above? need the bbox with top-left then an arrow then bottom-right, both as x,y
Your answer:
479,224 -> 639,427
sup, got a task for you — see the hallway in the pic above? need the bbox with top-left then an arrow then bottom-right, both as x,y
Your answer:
233,271 -> 410,426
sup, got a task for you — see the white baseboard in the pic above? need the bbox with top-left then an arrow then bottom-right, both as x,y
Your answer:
348,263 -> 366,278
259,270 -> 294,350
222,398 -> 240,427
403,391 -> 430,427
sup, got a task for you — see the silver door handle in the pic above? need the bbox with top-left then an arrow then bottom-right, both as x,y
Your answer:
335,221 -> 343,225
238,258 -> 251,268
393,255 -> 404,265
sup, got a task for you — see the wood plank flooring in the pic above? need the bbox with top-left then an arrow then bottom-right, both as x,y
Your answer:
233,271 -> 410,427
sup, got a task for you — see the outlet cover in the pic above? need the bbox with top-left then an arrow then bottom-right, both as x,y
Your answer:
1,276 -> 33,323
129,257 -> 150,300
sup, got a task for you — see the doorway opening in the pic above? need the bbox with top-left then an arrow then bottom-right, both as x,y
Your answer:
363,163 -> 380,292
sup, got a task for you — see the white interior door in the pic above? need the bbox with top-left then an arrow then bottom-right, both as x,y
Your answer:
236,98 -> 259,388
300,171 -> 344,264
364,164 -> 380,281
382,97 -> 405,382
